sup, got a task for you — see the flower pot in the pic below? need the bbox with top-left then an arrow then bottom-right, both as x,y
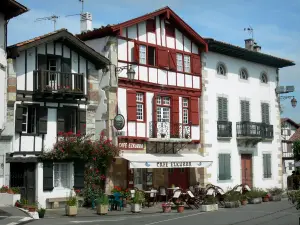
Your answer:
131,204 -> 141,213
97,204 -> 108,215
270,195 -> 281,201
248,198 -> 262,204
177,205 -> 184,213
28,207 -> 36,212
241,200 -> 248,205
65,205 -> 77,216
262,197 -> 269,202
201,204 -> 218,212
162,206 -> 171,213
38,211 -> 45,218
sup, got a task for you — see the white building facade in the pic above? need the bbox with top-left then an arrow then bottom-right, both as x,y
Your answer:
5,29 -> 109,208
202,38 -> 295,190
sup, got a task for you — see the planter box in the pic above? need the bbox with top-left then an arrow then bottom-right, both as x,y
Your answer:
65,206 -> 77,216
224,201 -> 240,208
162,206 -> 171,213
0,193 -> 20,206
241,200 -> 248,205
177,205 -> 184,213
131,204 -> 141,213
248,198 -> 262,204
201,204 -> 218,212
262,197 -> 269,202
270,195 -> 281,201
97,205 -> 108,215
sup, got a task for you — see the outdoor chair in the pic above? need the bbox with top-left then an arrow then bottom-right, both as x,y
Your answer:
172,189 -> 183,204
112,192 -> 123,211
145,188 -> 158,207
185,190 -> 200,209
189,186 -> 195,193
158,186 -> 167,202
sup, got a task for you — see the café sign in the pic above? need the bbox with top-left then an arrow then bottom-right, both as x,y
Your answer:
113,114 -> 125,130
119,142 -> 144,150
128,161 -> 212,169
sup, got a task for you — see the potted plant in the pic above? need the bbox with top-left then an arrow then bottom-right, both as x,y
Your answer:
262,192 -> 270,202
201,196 -> 218,212
38,208 -> 46,218
162,202 -> 172,213
175,200 -> 184,213
131,191 -> 145,213
96,194 -> 109,215
268,187 -> 283,201
27,205 -> 37,212
65,191 -> 78,216
246,188 -> 263,204
224,192 -> 240,208
240,195 -> 248,205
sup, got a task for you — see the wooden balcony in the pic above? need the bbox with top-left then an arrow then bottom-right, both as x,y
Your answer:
217,121 -> 232,139
282,152 -> 294,159
33,70 -> 85,99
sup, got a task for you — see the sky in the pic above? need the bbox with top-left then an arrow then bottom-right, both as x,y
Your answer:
8,0 -> 300,123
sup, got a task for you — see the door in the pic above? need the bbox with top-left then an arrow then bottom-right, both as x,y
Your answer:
241,154 -> 253,188
10,163 -> 36,204
168,168 -> 189,190
133,168 -> 144,190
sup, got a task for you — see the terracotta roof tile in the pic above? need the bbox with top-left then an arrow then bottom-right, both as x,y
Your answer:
290,128 -> 300,142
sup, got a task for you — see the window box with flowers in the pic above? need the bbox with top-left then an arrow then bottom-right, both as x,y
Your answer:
0,186 -> 21,206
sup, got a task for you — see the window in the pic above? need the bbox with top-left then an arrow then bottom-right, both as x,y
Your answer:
289,162 -> 293,171
261,73 -> 268,83
136,93 -> 144,121
218,154 -> 231,180
139,45 -> 146,64
261,103 -> 270,124
218,97 -> 228,121
146,19 -> 156,33
157,96 -> 170,122
65,109 -> 77,133
21,106 -> 37,134
165,23 -> 175,37
148,46 -> 156,66
240,100 -> 250,122
217,63 -> 226,76
48,58 -> 59,85
54,163 -> 70,188
263,154 -> 272,178
184,55 -> 191,73
57,107 -> 83,134
176,53 -> 183,72
182,98 -> 189,124
240,69 -> 248,80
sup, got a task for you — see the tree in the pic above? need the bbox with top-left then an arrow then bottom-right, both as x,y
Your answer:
293,140 -> 300,161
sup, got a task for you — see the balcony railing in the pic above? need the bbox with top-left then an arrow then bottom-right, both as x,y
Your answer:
236,121 -> 273,139
33,70 -> 84,94
282,152 -> 294,158
149,121 -> 191,139
217,121 -> 232,138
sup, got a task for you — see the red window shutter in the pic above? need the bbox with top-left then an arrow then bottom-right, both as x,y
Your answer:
134,41 -> 139,63
191,55 -> 201,75
157,47 -> 169,68
146,19 -> 155,33
172,96 -> 180,135
127,90 -> 136,121
165,23 -> 175,37
169,51 -> 177,71
152,93 -> 158,137
190,97 -> 199,125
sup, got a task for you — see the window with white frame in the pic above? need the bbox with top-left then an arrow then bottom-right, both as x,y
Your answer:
54,163 -> 70,188
139,45 -> 147,64
182,98 -> 189,124
22,106 -> 37,134
184,55 -> 191,73
217,63 -> 226,76
176,53 -> 183,72
157,96 -> 170,122
136,93 -> 144,121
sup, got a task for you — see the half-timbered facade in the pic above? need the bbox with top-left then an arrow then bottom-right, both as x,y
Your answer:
79,7 -> 211,190
0,0 -> 28,187
5,29 -> 109,208
202,38 -> 295,190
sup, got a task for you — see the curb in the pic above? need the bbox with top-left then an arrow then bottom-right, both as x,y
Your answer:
15,217 -> 33,225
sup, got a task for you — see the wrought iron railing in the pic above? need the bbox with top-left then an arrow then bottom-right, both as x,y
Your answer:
217,121 -> 232,138
33,70 -> 84,94
282,152 -> 294,158
236,121 -> 273,139
149,121 -> 191,139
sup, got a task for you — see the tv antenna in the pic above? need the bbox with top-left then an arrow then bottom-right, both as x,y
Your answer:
244,26 -> 254,39
66,0 -> 85,18
35,15 -> 59,31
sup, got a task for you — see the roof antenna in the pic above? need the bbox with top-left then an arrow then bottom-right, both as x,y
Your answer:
66,0 -> 85,18
244,26 -> 254,40
35,15 -> 59,31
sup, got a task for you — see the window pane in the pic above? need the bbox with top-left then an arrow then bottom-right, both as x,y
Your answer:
163,97 -> 170,105
157,107 -> 162,122
137,103 -> 143,121
139,45 -> 146,64
184,55 -> 190,73
54,164 -> 60,187
162,107 -> 170,122
183,108 -> 188,124
183,98 -> 188,107
176,53 -> 183,72
136,93 -> 143,102
54,164 -> 69,188
156,96 -> 161,105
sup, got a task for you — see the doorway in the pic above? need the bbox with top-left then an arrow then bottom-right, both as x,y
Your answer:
168,168 -> 189,190
241,154 -> 253,188
10,163 -> 36,204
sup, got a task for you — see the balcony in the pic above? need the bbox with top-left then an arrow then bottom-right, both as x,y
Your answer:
282,152 -> 294,159
33,70 -> 84,98
217,121 -> 232,138
149,121 -> 191,141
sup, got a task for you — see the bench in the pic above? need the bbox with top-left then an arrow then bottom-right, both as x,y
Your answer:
47,197 -> 84,209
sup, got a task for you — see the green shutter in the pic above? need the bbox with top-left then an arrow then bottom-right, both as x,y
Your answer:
218,97 -> 228,121
223,98 -> 228,121
219,154 -> 231,180
15,105 -> 24,133
267,154 -> 272,178
218,154 -> 225,180
77,109 -> 86,135
241,101 -> 250,122
73,161 -> 85,189
218,98 -> 222,121
43,162 -> 54,191
38,107 -> 48,134
261,103 -> 269,124
57,108 -> 65,133
263,154 -> 272,178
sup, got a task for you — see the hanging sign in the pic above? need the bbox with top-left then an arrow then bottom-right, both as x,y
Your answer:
113,114 -> 125,130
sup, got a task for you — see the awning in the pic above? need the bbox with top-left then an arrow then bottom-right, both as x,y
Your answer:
120,153 -> 212,169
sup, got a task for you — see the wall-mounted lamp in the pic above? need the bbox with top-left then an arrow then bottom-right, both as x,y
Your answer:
280,95 -> 297,108
115,65 -> 135,81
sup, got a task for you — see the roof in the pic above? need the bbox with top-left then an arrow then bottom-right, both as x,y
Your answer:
1,0 -> 28,20
281,118 -> 300,129
7,29 -> 110,69
290,128 -> 300,142
77,6 -> 208,52
205,38 -> 295,68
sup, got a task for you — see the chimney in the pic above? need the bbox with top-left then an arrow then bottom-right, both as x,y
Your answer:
244,38 -> 254,51
80,12 -> 92,33
253,45 -> 261,52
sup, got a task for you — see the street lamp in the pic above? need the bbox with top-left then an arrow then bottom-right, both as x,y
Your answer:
280,95 -> 297,108
291,97 -> 297,108
115,65 -> 136,80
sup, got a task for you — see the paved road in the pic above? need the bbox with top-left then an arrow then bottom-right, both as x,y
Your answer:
28,199 -> 300,225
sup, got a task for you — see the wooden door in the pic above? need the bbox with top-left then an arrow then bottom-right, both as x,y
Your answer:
241,154 -> 253,188
168,168 -> 188,190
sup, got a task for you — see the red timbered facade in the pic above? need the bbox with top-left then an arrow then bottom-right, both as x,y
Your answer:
79,7 -> 210,191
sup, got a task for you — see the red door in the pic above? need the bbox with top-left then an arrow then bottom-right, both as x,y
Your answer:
241,154 -> 253,188
168,168 -> 189,190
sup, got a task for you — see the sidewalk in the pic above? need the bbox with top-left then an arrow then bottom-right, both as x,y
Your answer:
0,207 -> 32,225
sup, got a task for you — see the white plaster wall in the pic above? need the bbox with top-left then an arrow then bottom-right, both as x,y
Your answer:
0,13 -> 5,52
118,88 -> 127,136
0,14 -> 6,130
203,51 -> 281,190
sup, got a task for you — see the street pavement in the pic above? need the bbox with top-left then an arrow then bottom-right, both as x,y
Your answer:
0,207 -> 32,225
15,199 -> 300,225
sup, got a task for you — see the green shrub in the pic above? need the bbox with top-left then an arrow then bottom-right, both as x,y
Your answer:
95,194 -> 109,206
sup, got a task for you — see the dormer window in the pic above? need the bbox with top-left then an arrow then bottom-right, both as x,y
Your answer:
217,63 -> 226,76
239,68 -> 248,80
261,73 -> 268,83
